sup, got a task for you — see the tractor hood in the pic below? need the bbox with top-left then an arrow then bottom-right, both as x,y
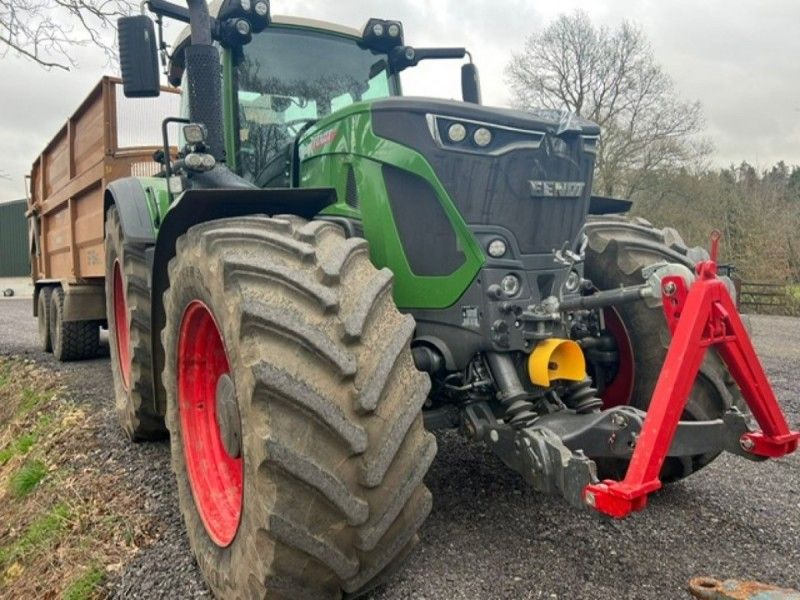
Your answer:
368,97 -> 600,257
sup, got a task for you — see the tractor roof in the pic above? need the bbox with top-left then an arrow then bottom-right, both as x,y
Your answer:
168,8 -> 362,85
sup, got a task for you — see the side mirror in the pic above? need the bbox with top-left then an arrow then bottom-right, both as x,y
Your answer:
118,16 -> 160,98
462,63 -> 482,104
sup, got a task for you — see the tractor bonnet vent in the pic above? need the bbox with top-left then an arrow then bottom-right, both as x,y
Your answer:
345,166 -> 359,209
382,164 -> 465,277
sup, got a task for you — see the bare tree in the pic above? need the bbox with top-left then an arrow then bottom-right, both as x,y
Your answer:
506,11 -> 709,198
0,0 -> 136,70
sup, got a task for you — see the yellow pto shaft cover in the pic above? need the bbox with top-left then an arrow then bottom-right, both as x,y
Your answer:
528,338 -> 586,387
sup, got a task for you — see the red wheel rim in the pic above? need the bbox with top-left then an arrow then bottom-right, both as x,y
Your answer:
600,307 -> 635,409
177,301 -> 243,547
113,260 -> 131,390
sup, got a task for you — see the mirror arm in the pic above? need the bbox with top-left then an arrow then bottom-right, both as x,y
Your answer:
146,0 -> 222,43
146,0 -> 190,23
389,46 -> 467,73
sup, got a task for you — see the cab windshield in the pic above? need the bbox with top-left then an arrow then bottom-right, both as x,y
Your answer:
236,27 -> 396,184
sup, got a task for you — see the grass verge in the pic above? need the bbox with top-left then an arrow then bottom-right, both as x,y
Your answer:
0,357 -> 158,598
8,459 -> 47,497
63,566 -> 105,600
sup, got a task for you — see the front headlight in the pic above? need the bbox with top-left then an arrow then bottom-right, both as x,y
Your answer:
448,123 -> 467,143
473,127 -> 492,147
487,239 -> 507,258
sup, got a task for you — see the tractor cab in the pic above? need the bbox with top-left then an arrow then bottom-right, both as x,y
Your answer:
227,19 -> 401,186
161,9 -> 479,188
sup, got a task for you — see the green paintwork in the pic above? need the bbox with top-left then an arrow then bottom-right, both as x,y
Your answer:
136,177 -> 172,233
298,103 -> 485,309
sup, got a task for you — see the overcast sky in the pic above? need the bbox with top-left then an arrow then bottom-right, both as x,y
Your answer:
1,0 -> 798,200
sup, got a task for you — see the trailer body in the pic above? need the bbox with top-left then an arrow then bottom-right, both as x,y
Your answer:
27,76 -> 178,321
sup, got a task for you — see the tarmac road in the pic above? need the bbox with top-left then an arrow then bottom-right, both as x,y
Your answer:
1,296 -> 798,599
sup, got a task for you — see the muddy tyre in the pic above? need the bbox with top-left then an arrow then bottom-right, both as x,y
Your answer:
37,287 -> 53,352
584,215 -> 744,482
162,215 -> 436,599
48,287 -> 99,361
105,207 -> 166,441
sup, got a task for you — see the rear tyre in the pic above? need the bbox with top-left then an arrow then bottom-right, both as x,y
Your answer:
48,287 -> 99,361
105,206 -> 166,441
162,215 -> 436,599
584,215 -> 744,482
37,287 -> 53,352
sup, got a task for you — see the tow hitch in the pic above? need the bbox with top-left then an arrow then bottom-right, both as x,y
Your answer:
470,232 -> 799,516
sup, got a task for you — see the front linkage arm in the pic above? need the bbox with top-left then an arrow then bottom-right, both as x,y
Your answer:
584,231 -> 799,518
468,232 -> 799,516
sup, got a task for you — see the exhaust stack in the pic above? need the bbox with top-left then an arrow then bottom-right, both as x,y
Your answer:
185,0 -> 225,162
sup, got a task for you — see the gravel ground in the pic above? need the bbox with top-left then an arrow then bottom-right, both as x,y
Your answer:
1,297 -> 798,599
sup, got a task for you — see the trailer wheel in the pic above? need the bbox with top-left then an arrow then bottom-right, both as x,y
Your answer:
37,287 -> 53,352
105,206 -> 166,441
162,215 -> 435,599
584,215 -> 744,482
48,287 -> 99,361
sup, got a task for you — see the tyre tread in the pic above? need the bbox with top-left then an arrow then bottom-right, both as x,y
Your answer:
161,215 -> 435,598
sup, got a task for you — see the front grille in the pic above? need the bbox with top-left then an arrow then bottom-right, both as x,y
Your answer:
436,144 -> 592,255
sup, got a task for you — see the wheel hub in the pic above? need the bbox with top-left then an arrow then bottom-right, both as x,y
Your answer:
215,374 -> 241,458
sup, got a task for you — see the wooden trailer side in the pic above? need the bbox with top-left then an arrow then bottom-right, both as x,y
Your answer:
28,77 -> 177,285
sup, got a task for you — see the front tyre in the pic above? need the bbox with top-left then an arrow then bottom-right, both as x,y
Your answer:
162,215 -> 436,599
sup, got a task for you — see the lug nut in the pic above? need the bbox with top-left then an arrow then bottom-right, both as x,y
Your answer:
663,281 -> 677,296
489,430 -> 500,443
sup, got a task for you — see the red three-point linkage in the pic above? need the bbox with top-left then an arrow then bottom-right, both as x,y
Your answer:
584,231 -> 800,518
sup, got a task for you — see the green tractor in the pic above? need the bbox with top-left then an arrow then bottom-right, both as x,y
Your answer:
103,1 -> 797,597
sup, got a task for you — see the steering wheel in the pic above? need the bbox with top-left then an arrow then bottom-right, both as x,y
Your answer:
249,118 -> 319,187
282,118 -> 317,137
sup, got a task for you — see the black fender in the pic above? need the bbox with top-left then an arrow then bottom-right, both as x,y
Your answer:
588,195 -> 632,215
149,186 -> 335,415
104,178 -> 157,245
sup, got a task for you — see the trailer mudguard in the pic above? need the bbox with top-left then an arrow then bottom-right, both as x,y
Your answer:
149,186 -> 336,414
104,178 -> 157,245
